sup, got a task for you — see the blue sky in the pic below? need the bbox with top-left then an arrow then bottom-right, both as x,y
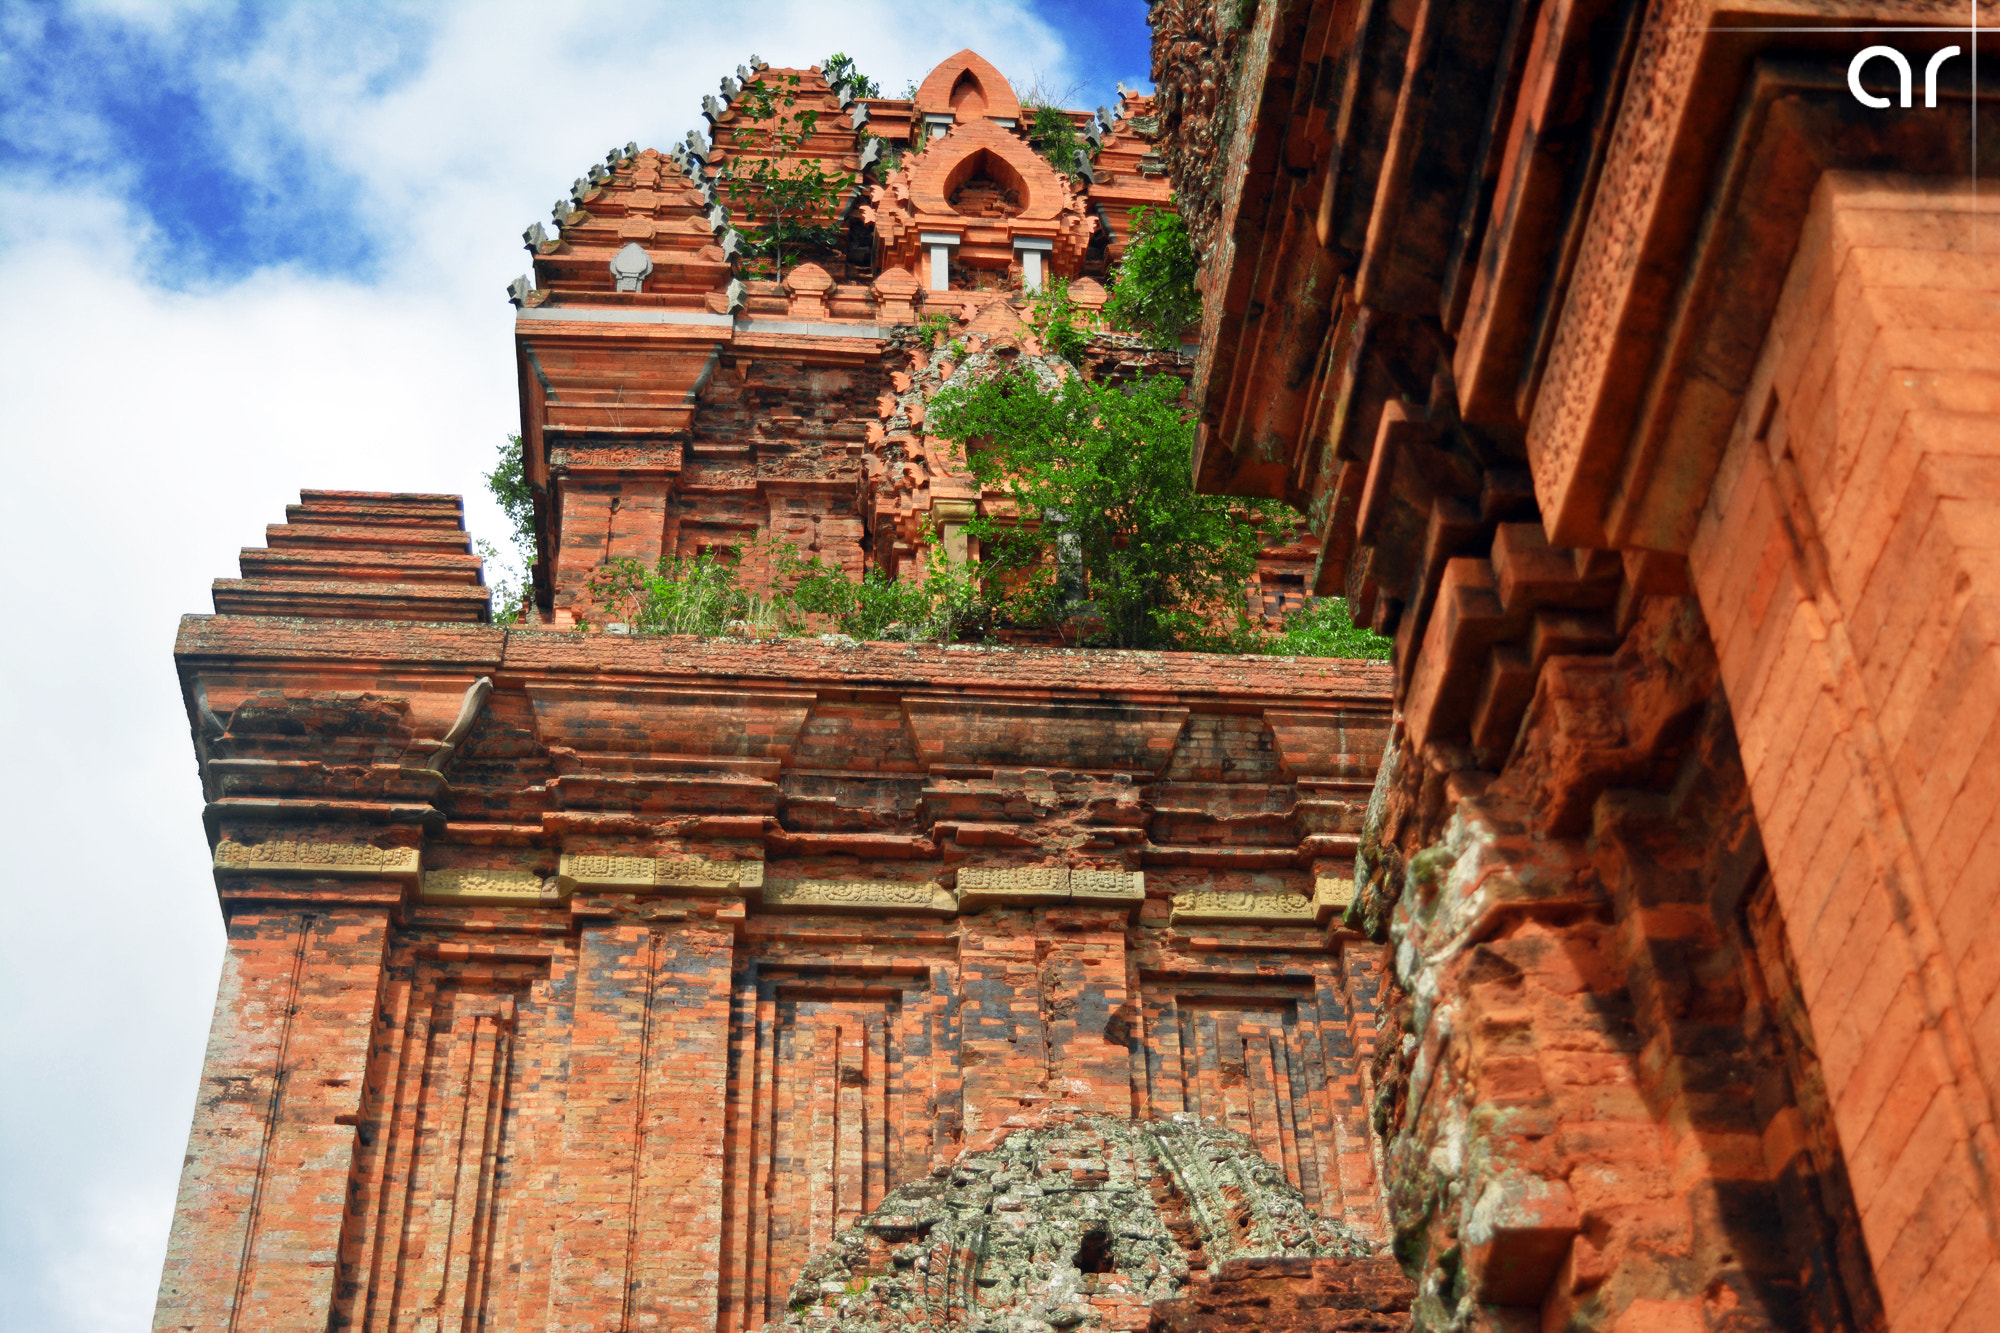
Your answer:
1,0 -> 1151,289
0,4 -> 1152,1330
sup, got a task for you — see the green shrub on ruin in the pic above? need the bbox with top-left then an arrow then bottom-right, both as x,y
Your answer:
1103,206 -> 1200,348
929,366 -> 1288,651
1265,597 -> 1392,660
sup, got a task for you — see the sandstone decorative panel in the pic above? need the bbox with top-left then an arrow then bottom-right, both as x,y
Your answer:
1169,889 -> 1316,926
421,868 -> 559,904
1313,876 -> 1354,923
558,851 -> 763,894
761,878 -> 956,915
956,865 -> 1144,909
212,839 -> 421,881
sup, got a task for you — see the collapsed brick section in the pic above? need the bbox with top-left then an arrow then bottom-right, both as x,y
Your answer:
770,1111 -> 1373,1332
1149,1255 -> 1416,1332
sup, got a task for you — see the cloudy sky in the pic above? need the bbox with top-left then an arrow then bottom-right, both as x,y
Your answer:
0,2 -> 1152,1327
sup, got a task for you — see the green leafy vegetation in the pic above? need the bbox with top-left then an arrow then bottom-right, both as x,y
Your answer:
725,72 -> 853,282
1026,105 -> 1085,176
1024,277 -> 1090,366
821,52 -> 879,99
1103,206 -> 1200,348
1266,597 -> 1392,659
929,367 -> 1288,651
583,532 -> 981,644
480,434 -> 535,623
586,547 -> 756,635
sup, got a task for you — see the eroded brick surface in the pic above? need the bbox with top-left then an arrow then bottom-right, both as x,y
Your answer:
1160,2 -> 1993,1329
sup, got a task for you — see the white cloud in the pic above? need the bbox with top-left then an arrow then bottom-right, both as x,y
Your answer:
0,5 -> 1085,1329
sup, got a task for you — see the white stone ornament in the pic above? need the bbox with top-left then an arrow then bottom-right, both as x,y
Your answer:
609,242 -> 653,292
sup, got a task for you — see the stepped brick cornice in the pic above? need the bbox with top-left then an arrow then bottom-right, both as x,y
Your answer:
211,490 -> 490,622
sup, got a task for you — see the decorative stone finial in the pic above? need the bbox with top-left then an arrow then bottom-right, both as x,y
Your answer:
624,141 -> 637,159
685,129 -> 709,158
1072,149 -> 1097,183
1097,104 -> 1114,128
551,199 -> 572,224
703,94 -> 725,123
608,242 -> 653,292
506,275 -> 531,306
851,102 -> 870,130
522,221 -> 548,250
724,277 -> 746,313
858,138 -> 882,172
706,204 -> 729,235
570,177 -> 591,203
720,75 -> 740,99
871,265 -> 921,323
587,162 -> 608,184
719,229 -> 743,262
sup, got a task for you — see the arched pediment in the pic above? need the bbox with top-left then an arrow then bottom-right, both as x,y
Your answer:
906,118 -> 1067,222
912,49 -> 1022,123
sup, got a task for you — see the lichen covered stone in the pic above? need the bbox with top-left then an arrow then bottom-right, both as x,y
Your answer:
773,1111 -> 1373,1332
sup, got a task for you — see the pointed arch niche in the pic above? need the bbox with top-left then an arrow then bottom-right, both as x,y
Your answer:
913,49 -> 1022,125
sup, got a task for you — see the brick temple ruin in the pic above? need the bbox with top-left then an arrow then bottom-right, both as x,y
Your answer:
157,11 -> 1998,1333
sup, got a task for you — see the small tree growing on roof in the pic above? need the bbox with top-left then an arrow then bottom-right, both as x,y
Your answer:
724,71 -> 855,283
1103,206 -> 1200,348
928,367 -> 1292,651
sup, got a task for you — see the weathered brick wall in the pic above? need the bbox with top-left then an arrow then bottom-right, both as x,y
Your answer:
1148,0 -> 1999,1322
156,906 -> 393,1333
162,613 -> 1398,1332
1690,171 -> 2000,1331
1347,591 -> 1892,1331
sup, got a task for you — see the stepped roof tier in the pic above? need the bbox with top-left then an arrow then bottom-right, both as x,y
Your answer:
505,49 -> 1303,631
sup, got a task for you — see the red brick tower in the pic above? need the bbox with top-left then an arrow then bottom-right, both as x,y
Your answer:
155,52 -> 1398,1333
1157,2 -> 2000,1329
